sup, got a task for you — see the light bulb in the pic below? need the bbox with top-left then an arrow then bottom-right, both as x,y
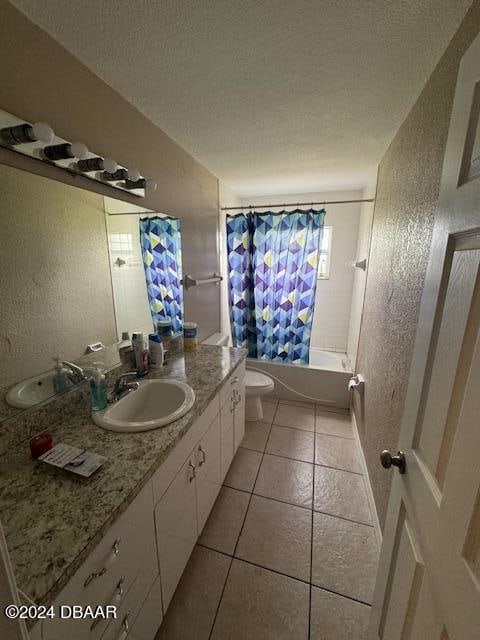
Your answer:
128,168 -> 141,182
70,142 -> 89,159
103,157 -> 118,174
145,178 -> 158,192
31,122 -> 55,144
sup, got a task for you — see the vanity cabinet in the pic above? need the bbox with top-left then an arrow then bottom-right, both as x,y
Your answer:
29,363 -> 245,640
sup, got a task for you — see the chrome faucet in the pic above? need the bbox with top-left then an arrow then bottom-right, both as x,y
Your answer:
62,361 -> 87,384
112,372 -> 139,401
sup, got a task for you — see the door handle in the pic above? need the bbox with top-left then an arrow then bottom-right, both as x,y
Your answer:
380,450 -> 406,474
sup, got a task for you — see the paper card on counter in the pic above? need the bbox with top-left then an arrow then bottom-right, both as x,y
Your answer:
39,443 -> 107,477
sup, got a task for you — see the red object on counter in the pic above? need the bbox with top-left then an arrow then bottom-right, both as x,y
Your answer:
30,433 -> 54,459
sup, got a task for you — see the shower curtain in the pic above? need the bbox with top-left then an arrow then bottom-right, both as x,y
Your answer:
226,209 -> 324,364
139,216 -> 183,333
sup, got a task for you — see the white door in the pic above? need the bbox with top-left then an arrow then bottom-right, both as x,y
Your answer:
370,32 -> 480,639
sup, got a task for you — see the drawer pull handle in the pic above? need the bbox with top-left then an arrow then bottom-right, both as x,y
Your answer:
197,446 -> 207,466
188,461 -> 196,482
83,537 -> 121,587
116,612 -> 131,640
90,576 -> 125,630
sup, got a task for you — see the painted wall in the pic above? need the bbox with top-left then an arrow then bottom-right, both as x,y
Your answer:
0,163 -> 116,387
346,183 -> 376,367
353,1 -> 480,529
0,0 -> 220,342
239,191 -> 362,353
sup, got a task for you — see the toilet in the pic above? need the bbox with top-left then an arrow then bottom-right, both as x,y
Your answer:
202,333 -> 275,421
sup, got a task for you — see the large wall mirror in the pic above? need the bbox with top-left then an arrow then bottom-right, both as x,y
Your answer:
0,163 -> 183,421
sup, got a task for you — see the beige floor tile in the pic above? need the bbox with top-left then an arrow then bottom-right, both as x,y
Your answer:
211,559 -> 309,640
199,486 -> 250,555
254,453 -> 313,508
156,545 -> 230,640
314,465 -> 372,525
261,399 -> 278,424
224,447 -> 262,492
266,425 -> 314,463
273,402 -> 315,431
312,512 -> 378,604
310,587 -> 370,640
315,433 -> 362,473
316,409 -> 354,439
235,495 -> 311,581
241,421 -> 271,452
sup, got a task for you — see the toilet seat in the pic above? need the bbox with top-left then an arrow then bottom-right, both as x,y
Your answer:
245,370 -> 274,393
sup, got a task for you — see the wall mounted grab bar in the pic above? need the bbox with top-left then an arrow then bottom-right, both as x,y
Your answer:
181,272 -> 223,290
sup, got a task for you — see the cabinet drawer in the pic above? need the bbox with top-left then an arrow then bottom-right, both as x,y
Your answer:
195,414 -> 221,533
35,483 -> 156,640
152,395 -> 219,506
101,555 -> 158,640
155,454 -> 197,610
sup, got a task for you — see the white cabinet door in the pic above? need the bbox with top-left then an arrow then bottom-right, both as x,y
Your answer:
195,414 -> 221,533
154,454 -> 197,611
233,377 -> 246,452
220,393 -> 235,481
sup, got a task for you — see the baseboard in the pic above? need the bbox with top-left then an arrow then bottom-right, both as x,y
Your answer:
351,409 -> 382,546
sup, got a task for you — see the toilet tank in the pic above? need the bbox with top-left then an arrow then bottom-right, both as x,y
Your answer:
202,333 -> 229,346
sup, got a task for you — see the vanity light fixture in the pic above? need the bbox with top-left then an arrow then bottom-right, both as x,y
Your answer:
102,167 -> 129,181
127,168 -> 141,182
43,141 -> 89,161
0,108 -> 148,198
76,156 -> 118,173
0,121 -> 55,146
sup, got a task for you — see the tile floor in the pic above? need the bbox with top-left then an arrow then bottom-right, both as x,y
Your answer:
157,398 -> 379,640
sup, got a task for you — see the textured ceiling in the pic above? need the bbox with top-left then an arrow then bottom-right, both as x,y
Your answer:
11,0 -> 472,196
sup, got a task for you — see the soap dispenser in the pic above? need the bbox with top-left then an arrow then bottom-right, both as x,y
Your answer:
89,366 -> 108,411
52,357 -> 71,394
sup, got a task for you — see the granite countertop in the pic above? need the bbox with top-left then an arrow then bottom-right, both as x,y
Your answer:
0,345 -> 246,607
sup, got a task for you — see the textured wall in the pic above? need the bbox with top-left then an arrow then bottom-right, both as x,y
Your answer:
0,1 -> 220,342
0,164 -> 116,386
354,1 -> 480,528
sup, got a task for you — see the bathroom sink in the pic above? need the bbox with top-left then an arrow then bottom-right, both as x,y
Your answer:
6,370 -> 60,408
92,379 -> 195,433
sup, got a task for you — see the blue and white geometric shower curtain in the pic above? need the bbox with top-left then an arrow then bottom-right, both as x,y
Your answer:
226,209 -> 324,364
139,216 -> 183,333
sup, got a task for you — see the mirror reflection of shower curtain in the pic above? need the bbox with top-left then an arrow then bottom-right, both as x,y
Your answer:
139,216 -> 184,333
227,209 -> 324,364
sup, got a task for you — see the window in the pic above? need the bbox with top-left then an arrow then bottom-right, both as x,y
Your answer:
317,226 -> 332,279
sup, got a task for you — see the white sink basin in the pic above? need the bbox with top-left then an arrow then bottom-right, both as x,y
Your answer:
92,379 -> 195,433
6,370 -> 60,408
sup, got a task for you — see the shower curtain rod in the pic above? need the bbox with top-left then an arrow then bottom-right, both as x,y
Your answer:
221,198 -> 374,211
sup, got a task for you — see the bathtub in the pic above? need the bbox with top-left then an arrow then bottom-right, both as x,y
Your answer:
246,349 -> 352,409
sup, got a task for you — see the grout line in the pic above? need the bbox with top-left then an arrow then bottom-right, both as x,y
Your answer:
208,419 -> 273,640
312,508 -> 374,529
196,542 -> 372,609
259,450 -> 363,477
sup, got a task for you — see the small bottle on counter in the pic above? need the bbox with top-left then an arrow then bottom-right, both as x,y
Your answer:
183,322 -> 198,351
89,367 -> 108,411
157,318 -> 173,338
132,332 -> 149,376
149,334 -> 164,368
